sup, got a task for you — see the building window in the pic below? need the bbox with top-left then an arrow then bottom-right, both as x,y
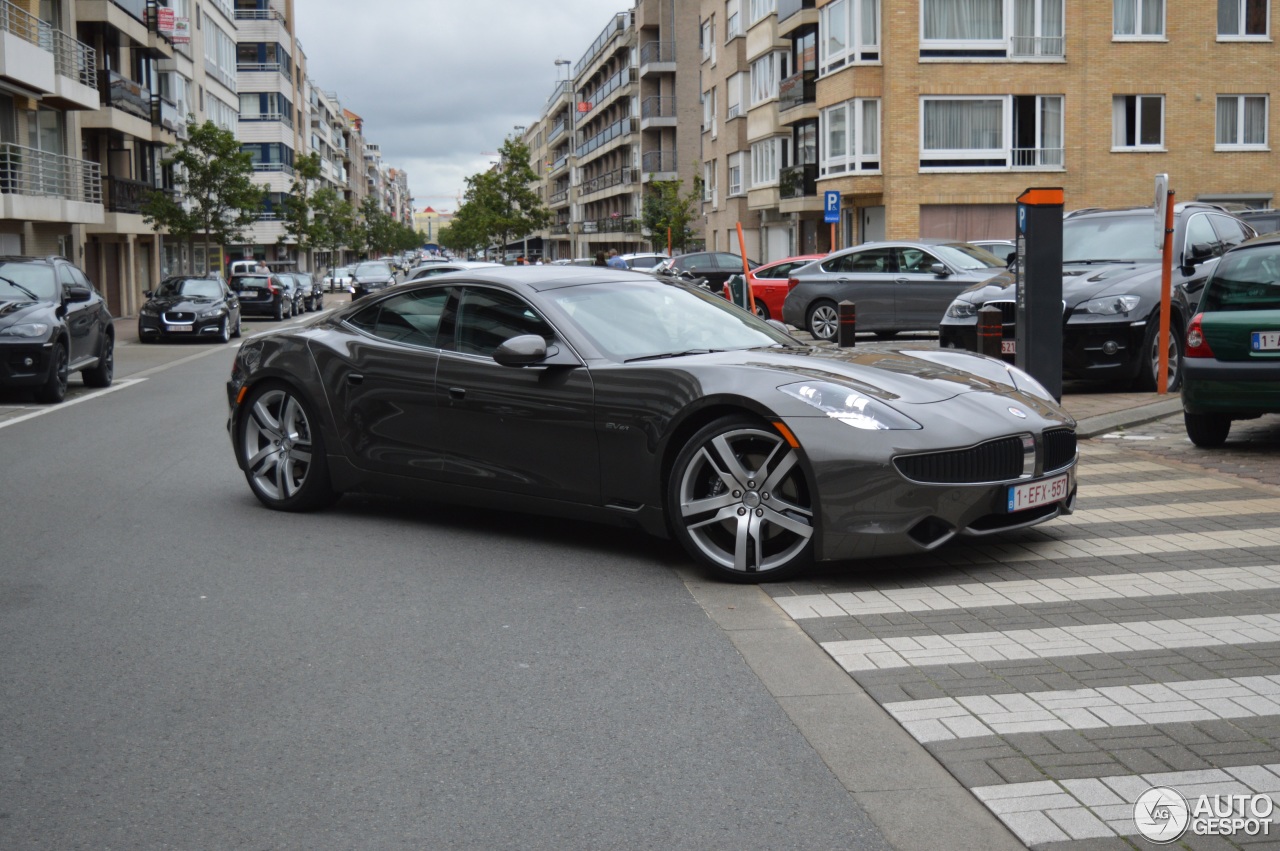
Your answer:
1218,0 -> 1269,36
703,87 -> 717,136
1112,94 -> 1164,150
750,52 -> 789,107
920,0 -> 1063,58
751,137 -> 788,187
701,17 -> 716,63
1216,95 -> 1269,148
919,95 -> 1063,168
820,0 -> 880,73
749,0 -> 777,25
728,152 -> 745,195
821,98 -> 880,175
726,0 -> 741,38
703,160 -> 717,205
1113,0 -> 1165,37
726,73 -> 745,119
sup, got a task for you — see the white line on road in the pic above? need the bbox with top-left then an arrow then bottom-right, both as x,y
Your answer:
0,378 -> 147,430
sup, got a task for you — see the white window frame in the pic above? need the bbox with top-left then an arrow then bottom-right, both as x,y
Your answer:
726,0 -> 742,39
701,18 -> 716,63
703,160 -> 718,206
749,0 -> 777,26
1215,94 -> 1269,149
750,137 -> 788,188
820,97 -> 881,176
1217,0 -> 1270,38
728,152 -> 745,196
819,0 -> 881,75
1112,94 -> 1165,151
919,0 -> 1064,59
703,87 -> 718,137
726,73 -> 745,119
918,95 -> 1064,170
1112,0 -> 1166,38
750,52 -> 788,108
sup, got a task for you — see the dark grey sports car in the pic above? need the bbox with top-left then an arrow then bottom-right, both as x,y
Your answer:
227,267 -> 1078,582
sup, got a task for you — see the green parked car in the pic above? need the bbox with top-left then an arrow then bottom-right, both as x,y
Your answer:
1181,232 -> 1280,446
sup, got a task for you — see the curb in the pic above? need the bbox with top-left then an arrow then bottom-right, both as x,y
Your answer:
1074,398 -> 1183,438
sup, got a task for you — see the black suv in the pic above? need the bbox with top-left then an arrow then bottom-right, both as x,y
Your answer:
939,203 -> 1257,391
0,256 -> 114,403
294,272 -> 323,312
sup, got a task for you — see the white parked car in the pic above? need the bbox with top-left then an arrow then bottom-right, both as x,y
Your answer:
323,266 -> 354,292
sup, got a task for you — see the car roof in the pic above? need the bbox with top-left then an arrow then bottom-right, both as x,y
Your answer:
412,264 -> 662,294
1228,231 -> 1280,252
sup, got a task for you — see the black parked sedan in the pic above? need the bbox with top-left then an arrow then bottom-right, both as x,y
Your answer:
231,272 -> 291,321
227,267 -> 1077,582
0,255 -> 114,403
349,260 -> 396,299
138,276 -> 242,343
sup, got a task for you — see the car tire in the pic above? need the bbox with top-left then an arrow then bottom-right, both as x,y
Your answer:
1184,412 -> 1231,448
806,300 -> 839,342
231,313 -> 243,338
1133,314 -> 1183,392
667,414 -> 815,583
236,381 -> 340,512
274,300 -> 284,322
34,340 -> 69,404
753,301 -> 770,321
217,318 -> 231,344
82,333 -> 114,388
138,322 -> 155,344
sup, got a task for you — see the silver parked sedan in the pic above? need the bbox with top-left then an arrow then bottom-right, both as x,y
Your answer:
782,240 -> 1007,340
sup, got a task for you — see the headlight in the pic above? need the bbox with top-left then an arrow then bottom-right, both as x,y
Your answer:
197,307 -> 226,319
0,322 -> 51,338
945,301 -> 978,319
139,306 -> 159,317
779,381 -> 921,430
1079,294 -> 1140,316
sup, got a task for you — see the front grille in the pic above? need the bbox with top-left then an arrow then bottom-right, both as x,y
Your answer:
987,300 -> 1017,325
163,311 -> 195,323
1043,428 -> 1077,472
895,436 -> 1024,484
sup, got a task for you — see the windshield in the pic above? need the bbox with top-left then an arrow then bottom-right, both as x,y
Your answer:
933,243 -> 1006,271
545,279 -> 796,361
157,278 -> 222,299
1062,214 -> 1160,263
355,262 -> 391,277
1201,246 -> 1280,312
231,275 -> 270,288
0,262 -> 57,301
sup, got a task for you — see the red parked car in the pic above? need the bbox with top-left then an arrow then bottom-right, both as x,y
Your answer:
737,254 -> 826,322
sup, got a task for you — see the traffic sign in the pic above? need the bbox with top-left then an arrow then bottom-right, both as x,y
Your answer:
823,191 -> 840,224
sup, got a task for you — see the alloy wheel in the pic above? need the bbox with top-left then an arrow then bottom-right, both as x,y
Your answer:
807,302 -> 838,341
241,388 -> 316,503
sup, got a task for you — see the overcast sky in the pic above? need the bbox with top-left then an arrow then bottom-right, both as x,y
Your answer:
297,0 -> 631,214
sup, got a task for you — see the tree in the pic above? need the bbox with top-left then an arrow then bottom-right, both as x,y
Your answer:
279,152 -> 322,260
142,120 -> 265,272
309,186 -> 355,268
641,175 -> 703,254
458,137 -> 552,255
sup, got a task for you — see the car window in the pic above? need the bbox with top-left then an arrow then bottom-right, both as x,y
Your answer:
68,266 -> 93,290
231,275 -> 270,289
825,247 -> 895,274
756,263 -> 794,280
349,289 -> 450,347
0,262 -> 57,300
57,263 -> 77,291
448,288 -> 554,357
933,243 -> 1005,270
1184,213 -> 1220,258
714,253 -> 745,270
355,262 -> 392,277
627,256 -> 663,269
1063,214 -> 1161,263
1202,246 -> 1280,312
896,247 -> 940,273
1210,215 -> 1253,249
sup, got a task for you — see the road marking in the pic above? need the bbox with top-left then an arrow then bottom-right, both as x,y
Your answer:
776,564 -> 1280,619
885,675 -> 1280,742
823,613 -> 1280,672
971,768 -> 1280,844
0,378 -> 147,430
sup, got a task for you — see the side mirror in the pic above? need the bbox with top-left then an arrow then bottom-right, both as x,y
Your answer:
64,285 -> 92,303
143,290 -> 154,298
1186,242 -> 1215,265
930,262 -> 950,277
493,334 -> 548,367
766,319 -> 791,335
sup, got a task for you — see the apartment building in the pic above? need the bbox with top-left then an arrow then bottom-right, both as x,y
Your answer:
698,0 -> 1280,264
0,0 -> 102,264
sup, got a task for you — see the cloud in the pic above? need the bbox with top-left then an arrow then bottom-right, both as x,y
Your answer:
297,0 -> 630,208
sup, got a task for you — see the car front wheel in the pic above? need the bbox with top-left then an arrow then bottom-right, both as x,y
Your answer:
806,300 -> 839,342
668,415 -> 815,582
35,341 -> 69,403
1184,412 -> 1231,447
237,382 -> 339,512
1134,315 -> 1182,392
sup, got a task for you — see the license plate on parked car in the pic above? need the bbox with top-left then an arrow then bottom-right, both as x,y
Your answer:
167,324 -> 193,332
1001,340 -> 1016,354
1251,331 -> 1280,351
1007,472 -> 1070,512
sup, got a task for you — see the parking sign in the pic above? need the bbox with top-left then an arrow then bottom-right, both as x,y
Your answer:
823,191 -> 840,224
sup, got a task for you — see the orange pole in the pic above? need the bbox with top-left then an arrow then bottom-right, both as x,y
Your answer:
735,222 -> 755,314
1157,189 -> 1174,394
667,227 -> 671,257
830,222 -> 836,252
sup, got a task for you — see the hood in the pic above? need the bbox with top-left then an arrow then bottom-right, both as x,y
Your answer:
146,295 -> 220,312
955,261 -> 1166,309
691,345 -> 1064,416
0,299 -> 52,328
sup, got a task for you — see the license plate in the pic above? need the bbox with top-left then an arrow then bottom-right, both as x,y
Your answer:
167,324 -> 193,332
1001,340 -> 1016,354
1008,472 -> 1070,512
238,291 -> 257,298
1251,331 -> 1280,351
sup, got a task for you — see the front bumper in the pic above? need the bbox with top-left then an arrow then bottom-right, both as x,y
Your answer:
138,312 -> 228,338
939,314 -> 1149,381
0,339 -> 55,387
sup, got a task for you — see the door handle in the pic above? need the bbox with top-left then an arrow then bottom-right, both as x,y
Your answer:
449,387 -> 466,400
347,373 -> 364,385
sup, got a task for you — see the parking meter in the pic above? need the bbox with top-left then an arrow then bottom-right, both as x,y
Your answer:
1015,188 -> 1064,401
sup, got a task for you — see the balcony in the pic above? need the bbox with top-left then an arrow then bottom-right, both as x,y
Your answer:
0,142 -> 103,224
547,118 -> 568,144
580,66 -> 633,120
99,68 -> 152,121
152,93 -> 181,134
103,175 -> 161,214
778,0 -> 817,35
640,96 -> 677,129
551,222 -> 570,235
573,11 -> 628,78
582,215 -> 640,234
1,0 -> 55,97
1011,35 -> 1065,58
1011,147 -> 1064,168
580,166 -> 637,196
640,150 -> 677,180
779,71 -> 816,113
577,116 -> 635,159
550,187 -> 569,205
778,163 -> 817,200
639,40 -> 675,75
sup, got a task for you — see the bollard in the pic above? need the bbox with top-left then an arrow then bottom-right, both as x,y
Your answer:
837,300 -> 857,348
977,306 -> 1004,358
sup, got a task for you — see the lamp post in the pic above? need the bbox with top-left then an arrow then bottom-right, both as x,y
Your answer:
555,58 -> 575,260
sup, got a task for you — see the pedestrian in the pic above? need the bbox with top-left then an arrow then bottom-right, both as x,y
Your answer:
606,248 -> 628,269
593,251 -> 608,266
516,255 -> 528,266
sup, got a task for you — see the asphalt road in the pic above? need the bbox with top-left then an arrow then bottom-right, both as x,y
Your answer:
0,324 -> 890,850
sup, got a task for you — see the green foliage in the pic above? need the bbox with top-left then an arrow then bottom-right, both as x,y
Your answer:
446,137 -> 552,255
641,175 -> 703,253
279,152 -> 323,252
309,186 -> 355,262
353,196 -> 421,258
142,120 -> 265,262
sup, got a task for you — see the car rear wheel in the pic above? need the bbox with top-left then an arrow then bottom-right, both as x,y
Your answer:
82,334 -> 114,388
237,382 -> 339,512
1184,412 -> 1231,447
231,313 -> 242,338
35,341 -> 69,403
668,415 -> 815,582
806,300 -> 839,342
274,300 -> 284,321
753,300 -> 770,321
217,318 -> 231,344
1134,315 -> 1182,392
